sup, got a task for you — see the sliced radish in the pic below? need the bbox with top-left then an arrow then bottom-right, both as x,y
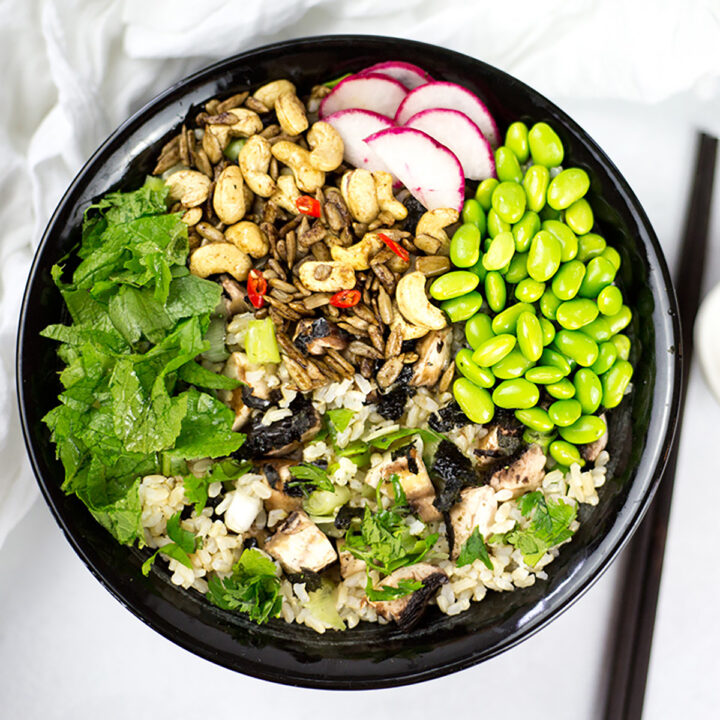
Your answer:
358,61 -> 433,89
364,127 -> 464,212
323,109 -> 397,177
319,73 -> 407,119
404,109 -> 495,181
395,82 -> 500,148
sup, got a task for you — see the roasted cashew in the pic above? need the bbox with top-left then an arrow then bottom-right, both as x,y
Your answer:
213,165 -> 246,224
298,261 -> 356,292
340,169 -> 379,224
396,271 -> 447,330
238,135 -> 275,198
271,141 -> 325,193
307,121 -> 344,172
189,243 -> 252,281
391,301 -> 431,340
253,79 -> 296,109
330,232 -> 384,270
165,170 -> 211,208
181,207 -> 202,226
415,208 -> 459,254
225,221 -> 269,259
227,108 -> 263,138
275,91 -> 309,136
373,171 -> 407,221
270,173 -> 301,214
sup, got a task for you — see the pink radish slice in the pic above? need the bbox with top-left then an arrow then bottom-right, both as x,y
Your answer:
358,61 -> 433,89
319,73 -> 407,119
404,108 -> 495,181
395,81 -> 500,148
323,109 -> 398,179
364,127 -> 465,212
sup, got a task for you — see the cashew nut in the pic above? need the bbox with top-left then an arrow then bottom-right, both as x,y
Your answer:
189,243 -> 252,281
181,207 -> 202,226
253,79 -> 296,109
275,91 -> 309,136
238,135 -> 276,198
227,108 -> 263,138
373,171 -> 407,221
298,261 -> 356,292
396,271 -> 447,330
213,165 -> 246,224
340,169 -> 379,224
270,173 -> 301,215
271,141 -> 325,193
415,208 -> 459,255
225,221 -> 269,259
165,170 -> 211,208
307,121 -> 344,172
391,301 -> 431,340
330,232 -> 384,271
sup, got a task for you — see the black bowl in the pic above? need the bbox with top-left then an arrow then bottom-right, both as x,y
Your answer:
17,35 -> 681,689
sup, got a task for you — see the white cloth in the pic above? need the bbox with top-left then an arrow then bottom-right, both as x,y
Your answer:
1,0 -> 719,548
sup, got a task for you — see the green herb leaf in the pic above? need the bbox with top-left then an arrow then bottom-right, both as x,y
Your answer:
456,527 -> 493,569
368,427 -> 445,451
364,575 -> 423,602
182,459 -> 252,514
178,360 -> 241,390
389,473 -> 408,509
288,463 -> 335,494
326,408 -> 356,434
166,511 -> 198,554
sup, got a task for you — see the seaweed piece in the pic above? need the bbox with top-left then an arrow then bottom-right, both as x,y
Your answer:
401,194 -> 426,235
285,570 -> 323,592
376,384 -> 410,420
431,440 -> 482,512
334,504 -> 364,530
428,401 -> 472,433
241,385 -> 280,410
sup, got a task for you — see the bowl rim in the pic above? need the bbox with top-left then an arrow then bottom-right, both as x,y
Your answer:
16,34 -> 682,689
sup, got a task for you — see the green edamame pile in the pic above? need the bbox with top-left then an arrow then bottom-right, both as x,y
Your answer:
431,120 -> 634,474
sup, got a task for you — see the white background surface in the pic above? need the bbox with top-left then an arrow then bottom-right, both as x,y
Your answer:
1,1 -> 720,718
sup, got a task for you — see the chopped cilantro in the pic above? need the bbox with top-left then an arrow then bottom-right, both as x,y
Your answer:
141,510 -> 200,576
182,459 -> 252,514
288,463 -> 335,494
456,527 -> 493,569
326,408 -> 356,434
364,575 -> 423,602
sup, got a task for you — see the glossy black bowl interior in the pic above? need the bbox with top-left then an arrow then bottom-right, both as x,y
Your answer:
17,36 -> 680,689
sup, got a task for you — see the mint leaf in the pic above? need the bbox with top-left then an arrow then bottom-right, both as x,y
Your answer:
288,463 -> 335,494
178,360 -> 241,390
166,511 -> 198,554
456,527 -> 493,569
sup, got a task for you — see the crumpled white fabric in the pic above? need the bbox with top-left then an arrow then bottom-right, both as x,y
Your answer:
1,0 -> 718,549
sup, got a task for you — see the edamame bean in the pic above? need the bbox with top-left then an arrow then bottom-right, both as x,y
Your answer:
453,378 -> 495,424
551,260 -> 586,300
522,165 -> 550,212
492,378 -> 540,409
528,122 -> 564,167
515,278 -> 545,303
558,414 -> 607,444
556,298 -> 599,330
525,365 -> 565,384
591,342 -> 618,375
515,407 -> 554,433
468,256 -> 487,282
512,210 -> 541,252
580,316 -> 613,343
465,312 -> 494,349
540,348 -> 572,375
224,138 -> 246,161
577,233 -> 607,262
574,368 -> 603,414
601,246 -> 622,270
542,220 -> 578,262
547,168 -> 590,210
554,329 -> 599,367
492,182 -> 526,224
441,291 -> 484,322
540,205 -> 562,221
475,178 -> 499,210
506,122 -> 530,163
565,198 -> 594,235
606,305 -> 632,334
456,349 -> 495,388
462,198 -> 487,236
546,378 -> 576,399
485,271 -> 507,312
492,349 -> 533,379
483,231 -> 516,270
597,285 -> 623,315
540,287 -> 562,320
527,230 -> 562,282
430,271 -> 480,300
450,223 -> 481,268
602,359 -> 633,408
487,209 -> 511,238
578,256 -> 617,298
516,312 -> 543,362
611,334 -> 631,361
492,302 -> 535,334
505,252 -> 529,284
549,440 -> 585,467
540,317 -> 556,346
472,333 -> 517,367
495,146 -> 523,183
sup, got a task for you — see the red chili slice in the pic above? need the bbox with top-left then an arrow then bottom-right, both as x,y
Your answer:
247,269 -> 267,309
378,232 -> 410,262
329,289 -> 361,308
295,195 -> 322,218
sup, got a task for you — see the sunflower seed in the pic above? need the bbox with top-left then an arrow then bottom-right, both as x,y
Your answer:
245,96 -> 269,114
267,256 -> 286,280
311,243 -> 331,261
195,147 -> 213,178
299,223 -> 327,248
377,287 -> 393,325
349,340 -> 383,360
377,357 -> 403,389
284,356 -> 313,392
438,362 -> 455,393
217,92 -> 249,113
402,352 -> 419,363
153,147 -> 180,175
416,255 -> 451,277
303,293 -> 330,309
370,261 -> 396,294
196,221 -> 225,243
385,325 -> 403,359
367,325 -> 385,354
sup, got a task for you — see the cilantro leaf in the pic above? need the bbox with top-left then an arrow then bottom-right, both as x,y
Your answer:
326,408 -> 356,434
288,463 -> 335,494
364,575 -> 423,602
141,510 -> 200,576
389,472 -> 408,509
456,527 -> 493,569
182,459 -> 252,514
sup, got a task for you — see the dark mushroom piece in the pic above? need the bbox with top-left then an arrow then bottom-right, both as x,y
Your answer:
428,400 -> 472,433
264,510 -> 338,574
224,351 -> 272,431
410,328 -> 452,387
448,485 -> 497,560
258,460 -> 304,513
488,443 -> 546,498
293,317 -> 349,356
473,410 -> 523,467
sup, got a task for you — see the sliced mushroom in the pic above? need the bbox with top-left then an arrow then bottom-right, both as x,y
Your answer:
258,460 -> 303,513
473,412 -> 524,467
264,510 -> 337,574
336,539 -> 366,579
410,328 -> 452,387
224,490 -> 262,534
369,563 -> 448,629
488,443 -> 546,498
448,485 -> 497,560
293,317 -> 348,355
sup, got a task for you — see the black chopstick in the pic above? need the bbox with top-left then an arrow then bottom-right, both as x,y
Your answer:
603,131 -> 718,720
